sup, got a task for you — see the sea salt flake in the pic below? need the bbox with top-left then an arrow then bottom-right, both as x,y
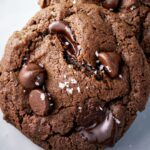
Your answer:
51,11 -> 55,16
78,106 -> 82,112
39,63 -> 44,68
66,88 -> 73,94
119,74 -> 123,79
96,60 -> 100,63
105,66 -> 112,72
35,81 -> 40,86
59,82 -> 66,89
71,78 -> 77,84
36,76 -> 41,80
94,70 -> 98,74
72,0 -> 77,4
64,81 -> 69,87
50,103 -> 54,106
40,93 -> 45,101
23,57 -> 28,61
99,65 -> 104,71
114,117 -> 121,124
99,106 -> 103,111
95,51 -> 99,57
102,70 -> 105,73
65,42 -> 69,46
109,8 -> 114,12
64,75 -> 67,79
68,65 -> 73,69
77,45 -> 81,50
77,86 -> 81,93
23,90 -> 26,93
130,5 -> 136,11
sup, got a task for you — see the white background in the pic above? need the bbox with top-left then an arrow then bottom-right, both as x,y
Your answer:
0,0 -> 150,150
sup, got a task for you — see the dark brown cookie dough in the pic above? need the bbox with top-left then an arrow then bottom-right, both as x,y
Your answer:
0,1 -> 150,150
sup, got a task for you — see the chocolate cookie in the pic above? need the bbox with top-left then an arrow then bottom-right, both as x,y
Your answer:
0,1 -> 150,150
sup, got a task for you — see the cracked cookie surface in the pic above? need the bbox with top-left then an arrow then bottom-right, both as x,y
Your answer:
0,1 -> 150,150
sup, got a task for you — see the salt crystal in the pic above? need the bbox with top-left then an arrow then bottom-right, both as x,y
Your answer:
71,78 -> 77,84
64,81 -> 69,87
130,5 -> 136,11
94,70 -> 98,74
114,117 -> 121,124
99,106 -> 103,111
95,51 -> 99,57
66,88 -> 73,94
78,106 -> 82,112
99,65 -> 104,71
50,103 -> 54,106
105,66 -> 112,72
39,63 -> 44,68
96,60 -> 100,63
77,45 -> 81,50
68,65 -> 73,69
59,82 -> 66,89
65,42 -> 69,46
119,74 -> 123,79
77,86 -> 81,93
36,76 -> 41,80
64,75 -> 67,79
72,0 -> 77,4
40,93 -> 45,101
35,81 -> 40,86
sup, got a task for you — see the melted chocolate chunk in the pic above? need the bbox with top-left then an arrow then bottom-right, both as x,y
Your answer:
29,89 -> 54,116
48,21 -> 80,56
19,63 -> 46,89
98,52 -> 121,78
79,110 -> 119,146
102,0 -> 120,10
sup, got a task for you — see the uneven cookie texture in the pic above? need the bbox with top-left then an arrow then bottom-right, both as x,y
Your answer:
0,1 -> 150,150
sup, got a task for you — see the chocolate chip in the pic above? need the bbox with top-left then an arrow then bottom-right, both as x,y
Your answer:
98,52 -> 121,78
38,0 -> 50,8
19,63 -> 46,89
79,110 -> 119,146
102,0 -> 120,10
121,0 -> 138,9
48,21 -> 79,56
29,89 -> 54,116
141,0 -> 150,6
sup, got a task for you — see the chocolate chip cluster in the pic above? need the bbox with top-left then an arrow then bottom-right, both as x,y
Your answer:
19,63 -> 54,116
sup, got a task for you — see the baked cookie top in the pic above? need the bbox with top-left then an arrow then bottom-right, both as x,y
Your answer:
0,1 -> 150,150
